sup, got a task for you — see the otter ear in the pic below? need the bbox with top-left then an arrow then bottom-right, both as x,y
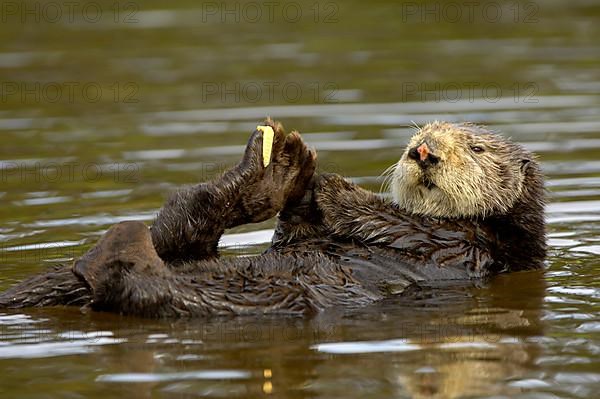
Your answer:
520,159 -> 531,174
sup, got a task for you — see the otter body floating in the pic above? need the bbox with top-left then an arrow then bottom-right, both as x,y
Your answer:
0,121 -> 546,318
257,125 -> 274,167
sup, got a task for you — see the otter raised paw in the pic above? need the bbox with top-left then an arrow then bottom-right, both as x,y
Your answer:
228,122 -> 317,226
151,119 -> 317,264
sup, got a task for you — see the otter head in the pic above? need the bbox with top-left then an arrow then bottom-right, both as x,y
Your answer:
391,121 -> 543,219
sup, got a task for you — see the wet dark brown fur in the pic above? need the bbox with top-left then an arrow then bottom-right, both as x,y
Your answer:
0,120 -> 546,317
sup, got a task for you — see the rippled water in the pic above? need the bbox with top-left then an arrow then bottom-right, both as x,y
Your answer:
1,1 -> 599,398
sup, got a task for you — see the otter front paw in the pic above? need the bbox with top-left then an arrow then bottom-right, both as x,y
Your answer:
225,120 -> 317,227
314,173 -> 364,230
272,176 -> 330,246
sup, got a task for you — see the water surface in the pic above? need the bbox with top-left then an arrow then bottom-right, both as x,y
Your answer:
0,1 -> 599,398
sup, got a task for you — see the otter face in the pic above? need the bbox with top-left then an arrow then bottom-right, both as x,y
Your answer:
391,122 -> 534,219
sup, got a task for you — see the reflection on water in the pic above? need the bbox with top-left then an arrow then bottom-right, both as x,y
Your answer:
0,272 -> 551,398
0,0 -> 599,398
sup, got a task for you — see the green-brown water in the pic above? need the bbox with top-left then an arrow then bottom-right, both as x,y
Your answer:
1,1 -> 599,398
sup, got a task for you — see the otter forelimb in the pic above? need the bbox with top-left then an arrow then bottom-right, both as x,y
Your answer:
152,121 -> 316,265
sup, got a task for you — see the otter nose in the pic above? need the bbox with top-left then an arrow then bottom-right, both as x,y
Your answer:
408,143 -> 439,168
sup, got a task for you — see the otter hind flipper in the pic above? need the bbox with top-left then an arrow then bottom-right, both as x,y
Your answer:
0,265 -> 90,309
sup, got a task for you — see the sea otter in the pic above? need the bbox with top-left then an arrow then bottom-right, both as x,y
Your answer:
0,120 -> 546,317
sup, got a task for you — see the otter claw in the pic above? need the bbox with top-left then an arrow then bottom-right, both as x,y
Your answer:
256,125 -> 275,167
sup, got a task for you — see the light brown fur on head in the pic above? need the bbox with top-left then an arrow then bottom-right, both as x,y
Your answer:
390,122 -> 538,219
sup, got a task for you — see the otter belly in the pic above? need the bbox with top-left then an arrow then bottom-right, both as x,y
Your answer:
274,239 -> 475,298
324,244 -> 475,296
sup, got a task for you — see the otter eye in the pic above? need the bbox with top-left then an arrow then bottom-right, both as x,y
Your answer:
471,145 -> 485,153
